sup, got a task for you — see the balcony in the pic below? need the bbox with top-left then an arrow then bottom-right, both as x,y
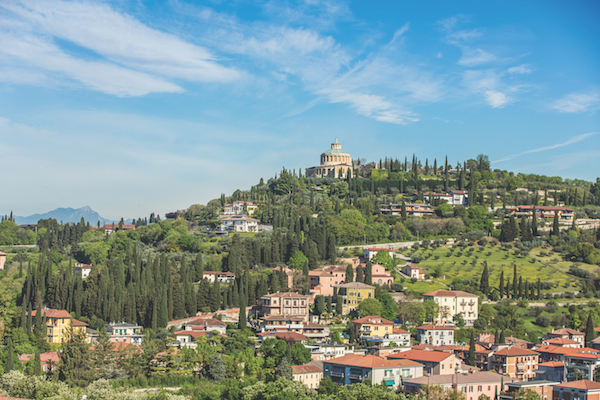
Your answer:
331,371 -> 344,378
348,373 -> 362,380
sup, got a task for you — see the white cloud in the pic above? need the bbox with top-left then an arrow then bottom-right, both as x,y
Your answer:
436,52 -> 443,58
458,48 -> 496,66
484,90 -> 511,108
551,91 -> 600,113
493,132 -> 599,163
391,23 -> 410,43
0,0 -> 241,96
507,64 -> 532,74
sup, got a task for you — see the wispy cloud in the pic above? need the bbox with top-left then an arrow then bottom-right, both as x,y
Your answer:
391,23 -> 410,43
458,48 -> 496,66
507,64 -> 532,74
493,132 -> 599,163
551,91 -> 600,113
0,0 -> 241,96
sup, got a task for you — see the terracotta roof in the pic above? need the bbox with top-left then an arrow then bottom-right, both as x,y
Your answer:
388,349 -> 453,363
533,345 -> 589,355
554,380 -> 600,390
19,351 -> 59,364
417,324 -> 456,331
543,338 -> 578,345
324,354 -> 420,369
494,347 -> 539,357
186,318 -> 227,327
538,361 -> 565,367
292,364 -> 323,374
29,308 -> 72,319
353,316 -> 393,325
71,319 -> 88,327
405,371 -> 516,386
262,292 -> 308,298
393,328 -> 409,334
550,328 -> 584,336
260,315 -> 304,321
0,395 -> 36,400
422,290 -> 478,298
174,330 -> 208,339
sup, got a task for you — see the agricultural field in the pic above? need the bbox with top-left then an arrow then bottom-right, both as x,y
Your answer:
399,241 -> 600,296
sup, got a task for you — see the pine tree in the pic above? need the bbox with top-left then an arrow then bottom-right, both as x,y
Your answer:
480,264 -> 489,295
207,354 -> 226,383
275,355 -> 293,381
499,270 -> 504,299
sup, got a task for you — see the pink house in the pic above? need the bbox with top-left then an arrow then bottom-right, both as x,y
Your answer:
309,263 -> 394,296
404,371 -> 518,400
401,264 -> 425,279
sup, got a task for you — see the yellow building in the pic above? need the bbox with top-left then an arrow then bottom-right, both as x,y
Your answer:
30,308 -> 88,344
292,364 -> 323,389
352,315 -> 393,338
305,139 -> 353,179
334,282 -> 375,314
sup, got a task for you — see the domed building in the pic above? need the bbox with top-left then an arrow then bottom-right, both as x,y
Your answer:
305,139 -> 354,178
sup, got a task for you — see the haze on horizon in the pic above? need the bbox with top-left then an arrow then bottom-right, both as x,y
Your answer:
0,0 -> 598,221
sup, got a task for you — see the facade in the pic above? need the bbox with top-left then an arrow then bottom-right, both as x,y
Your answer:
535,362 -> 566,383
223,200 -> 258,216
103,224 -> 135,234
388,349 -> 458,376
309,263 -> 393,296
305,139 -> 353,179
422,290 -> 479,326
258,292 -> 310,321
363,248 -> 394,260
490,347 -> 540,380
292,364 -> 323,389
184,318 -> 228,335
105,322 -> 143,345
552,380 -> 600,400
545,328 -> 585,346
404,371 -> 517,400
417,324 -> 455,346
202,271 -> 235,284
353,316 -> 393,339
0,251 -> 5,270
73,263 -> 92,279
401,264 -> 425,279
256,315 -> 330,341
334,282 -> 375,314
362,328 -> 411,348
379,203 -> 434,217
507,205 -> 575,222
30,308 -> 88,344
500,380 -> 557,400
323,354 -> 423,389
219,215 -> 260,232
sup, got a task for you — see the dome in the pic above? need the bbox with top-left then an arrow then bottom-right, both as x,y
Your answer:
322,138 -> 349,155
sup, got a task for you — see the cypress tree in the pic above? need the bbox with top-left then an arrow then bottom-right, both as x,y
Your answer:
480,264 -> 489,295
537,278 -> 541,300
586,313 -> 596,348
532,207 -> 538,237
506,278 -> 511,299
401,202 -> 407,221
467,330 -> 476,366
513,265 -> 518,298
33,352 -> 42,376
345,265 -> 354,283
552,212 -> 560,236
336,298 -> 343,315
444,156 -> 449,192
238,295 -> 247,331
159,286 -> 168,328
6,338 -> 14,373
365,262 -> 372,285
499,270 -> 504,299
356,264 -> 363,283
518,276 -> 523,299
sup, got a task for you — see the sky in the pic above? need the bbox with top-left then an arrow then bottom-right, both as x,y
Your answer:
0,0 -> 599,221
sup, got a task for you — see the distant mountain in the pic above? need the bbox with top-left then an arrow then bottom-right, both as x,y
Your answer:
15,206 -> 117,225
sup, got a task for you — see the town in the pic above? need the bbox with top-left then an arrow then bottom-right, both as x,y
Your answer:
1,139 -> 599,400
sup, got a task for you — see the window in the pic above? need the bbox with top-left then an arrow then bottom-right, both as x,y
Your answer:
478,386 -> 482,392
469,386 -> 473,392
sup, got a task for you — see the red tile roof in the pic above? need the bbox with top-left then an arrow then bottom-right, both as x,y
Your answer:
29,308 -> 72,319
292,364 -> 323,374
71,319 -> 89,327
543,338 -> 578,345
174,330 -> 208,339
550,328 -> 584,336
388,349 -> 453,363
554,380 -> 600,390
422,290 -> 478,298
538,361 -> 564,367
353,316 -> 393,325
493,347 -> 539,357
393,328 -> 409,334
186,318 -> 227,327
18,351 -> 59,364
417,324 -> 456,330
325,354 -> 421,369
263,292 -> 308,298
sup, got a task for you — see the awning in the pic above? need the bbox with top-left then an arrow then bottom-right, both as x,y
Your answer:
384,380 -> 395,386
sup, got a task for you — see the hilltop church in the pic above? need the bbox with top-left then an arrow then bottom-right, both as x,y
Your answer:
305,139 -> 354,179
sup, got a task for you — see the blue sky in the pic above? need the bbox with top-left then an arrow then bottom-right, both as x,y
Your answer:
0,0 -> 599,220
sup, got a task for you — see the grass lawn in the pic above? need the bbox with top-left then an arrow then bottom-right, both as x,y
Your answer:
398,243 -> 599,294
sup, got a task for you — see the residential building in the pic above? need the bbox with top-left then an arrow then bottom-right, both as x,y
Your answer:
353,316 -> 393,339
544,328 -> 585,346
323,354 -> 423,389
420,192 -> 455,205
219,215 -> 260,232
103,322 -> 143,345
202,271 -> 235,284
305,139 -> 353,179
103,223 -> 135,234
334,282 -> 375,314
73,263 -> 92,279
363,248 -> 394,260
379,203 -> 434,217
541,338 -> 582,348
449,190 -> 469,206
173,330 -> 224,348
29,308 -> 88,344
371,264 -> 394,286
255,315 -> 330,341
535,361 -> 566,382
223,200 -> 258,216
489,347 -> 539,380
404,371 -> 517,400
309,263 -> 393,296
362,328 -> 411,348
552,380 -> 600,400
388,349 -> 459,375
257,331 -> 307,344
499,380 -> 557,400
258,292 -> 310,321
184,318 -> 228,335
564,352 -> 600,381
422,290 -> 479,326
19,352 -> 59,373
417,324 -> 455,346
401,264 -> 425,280
0,251 -> 5,269
292,364 -> 323,389
305,344 -> 364,361
507,205 -> 575,222
271,266 -> 297,290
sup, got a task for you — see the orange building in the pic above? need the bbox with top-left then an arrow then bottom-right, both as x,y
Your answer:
490,347 -> 539,380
